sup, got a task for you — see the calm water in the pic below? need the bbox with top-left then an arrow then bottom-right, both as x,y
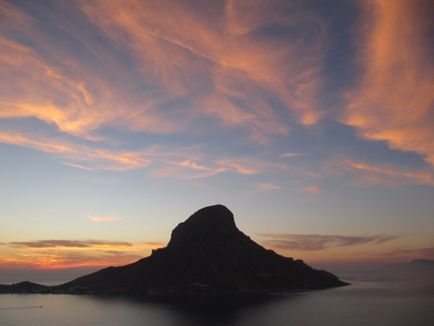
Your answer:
1,270 -> 433,326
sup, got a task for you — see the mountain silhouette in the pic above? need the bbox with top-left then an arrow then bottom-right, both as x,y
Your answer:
1,205 -> 347,295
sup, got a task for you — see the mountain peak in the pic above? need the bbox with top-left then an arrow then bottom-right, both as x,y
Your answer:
167,204 -> 238,249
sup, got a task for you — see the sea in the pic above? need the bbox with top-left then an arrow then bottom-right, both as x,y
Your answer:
1,267 -> 433,326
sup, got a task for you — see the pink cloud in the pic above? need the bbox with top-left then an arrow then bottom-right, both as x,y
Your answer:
343,0 -> 434,166
304,184 -> 323,195
88,215 -> 123,223
257,183 -> 282,191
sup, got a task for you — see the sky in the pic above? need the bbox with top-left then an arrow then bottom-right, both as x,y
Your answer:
0,0 -> 434,279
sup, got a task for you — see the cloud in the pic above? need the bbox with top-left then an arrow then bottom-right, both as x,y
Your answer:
3,0 -> 432,193
61,162 -> 98,171
0,0 -> 329,151
0,250 -> 143,269
0,0 -> 331,179
387,247 -> 434,260
5,240 -> 132,249
226,158 -> 288,174
79,0 -> 328,136
260,233 -> 399,251
304,184 -> 323,195
343,0 -> 434,166
0,129 -> 289,180
152,159 -> 225,179
281,152 -> 304,159
338,159 -> 434,186
88,215 -> 123,223
151,156 -> 288,179
0,239 -> 165,269
257,183 -> 282,191
0,2 -> 180,139
0,131 -> 151,171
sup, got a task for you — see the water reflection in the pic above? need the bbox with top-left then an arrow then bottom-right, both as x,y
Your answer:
1,270 -> 433,326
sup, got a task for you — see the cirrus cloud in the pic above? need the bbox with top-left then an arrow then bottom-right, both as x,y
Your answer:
343,0 -> 434,166
260,233 -> 400,251
329,158 -> 434,187
5,240 -> 132,249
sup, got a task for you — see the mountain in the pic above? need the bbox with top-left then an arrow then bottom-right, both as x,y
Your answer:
0,281 -> 49,294
1,205 -> 348,295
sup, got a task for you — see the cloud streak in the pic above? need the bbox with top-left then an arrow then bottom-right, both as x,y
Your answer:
304,184 -> 323,195
337,159 -> 434,186
151,156 -> 288,179
0,239 -> 165,269
260,233 -> 399,251
5,240 -> 132,249
0,131 -> 151,171
257,183 -> 282,191
0,129 -> 290,180
88,215 -> 123,223
0,250 -> 143,269
344,0 -> 434,166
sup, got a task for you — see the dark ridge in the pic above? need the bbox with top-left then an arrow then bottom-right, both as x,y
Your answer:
0,205 -> 348,295
0,282 -> 49,294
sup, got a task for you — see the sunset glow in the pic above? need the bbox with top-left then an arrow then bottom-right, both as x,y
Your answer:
1,0 -> 433,274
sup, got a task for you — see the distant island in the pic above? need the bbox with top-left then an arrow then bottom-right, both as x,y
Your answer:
407,259 -> 434,268
0,205 -> 348,295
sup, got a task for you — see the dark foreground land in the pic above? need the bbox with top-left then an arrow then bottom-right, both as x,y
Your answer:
0,205 -> 347,296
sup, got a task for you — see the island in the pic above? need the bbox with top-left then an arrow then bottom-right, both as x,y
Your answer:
0,205 -> 348,295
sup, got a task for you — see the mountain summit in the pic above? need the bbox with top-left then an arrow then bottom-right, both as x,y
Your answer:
167,205 -> 238,250
1,205 -> 348,295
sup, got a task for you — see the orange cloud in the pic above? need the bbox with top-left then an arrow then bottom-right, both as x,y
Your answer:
80,0 -> 327,139
151,156 -> 287,179
341,159 -> 434,186
0,239 -> 164,269
304,184 -> 323,195
0,129 -> 289,179
88,215 -> 123,223
220,157 -> 288,175
0,1 -> 331,175
0,36 -> 106,138
6,240 -> 131,249
0,131 -> 150,171
344,0 -> 434,166
0,251 -> 141,270
0,3 -> 182,140
151,160 -> 237,179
